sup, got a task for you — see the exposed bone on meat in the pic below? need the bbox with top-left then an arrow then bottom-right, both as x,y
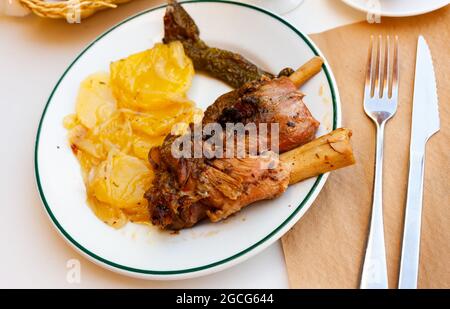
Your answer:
145,75 -> 319,230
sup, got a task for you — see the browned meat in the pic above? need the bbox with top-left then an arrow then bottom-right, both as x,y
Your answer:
145,134 -> 290,230
145,75 -> 319,230
203,76 -> 320,152
202,156 -> 290,222
149,3 -> 320,229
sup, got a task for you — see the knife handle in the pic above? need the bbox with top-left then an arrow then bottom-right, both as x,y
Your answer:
398,150 -> 426,289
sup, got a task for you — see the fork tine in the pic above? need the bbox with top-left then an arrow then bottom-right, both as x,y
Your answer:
381,36 -> 390,98
365,35 -> 374,98
391,36 -> 399,100
374,35 -> 382,98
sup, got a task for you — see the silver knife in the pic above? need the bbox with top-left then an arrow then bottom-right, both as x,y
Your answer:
398,36 -> 440,289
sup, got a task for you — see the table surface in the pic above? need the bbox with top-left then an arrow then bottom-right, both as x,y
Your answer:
0,0 -> 364,288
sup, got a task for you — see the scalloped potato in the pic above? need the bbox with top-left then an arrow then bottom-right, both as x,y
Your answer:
64,42 -> 201,228
89,151 -> 153,208
76,72 -> 116,129
110,41 -> 195,111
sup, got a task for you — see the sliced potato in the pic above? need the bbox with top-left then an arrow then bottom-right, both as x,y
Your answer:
110,41 -> 194,111
65,41 -> 199,228
131,134 -> 165,161
87,196 -> 128,229
123,202 -> 150,224
68,125 -> 104,159
89,151 -> 153,209
76,72 -> 116,129
123,104 -> 196,137
93,112 -> 133,154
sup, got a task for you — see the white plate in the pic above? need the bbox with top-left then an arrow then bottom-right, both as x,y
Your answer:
341,0 -> 449,17
35,0 -> 341,280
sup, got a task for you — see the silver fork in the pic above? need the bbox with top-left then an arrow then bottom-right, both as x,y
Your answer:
360,35 -> 399,289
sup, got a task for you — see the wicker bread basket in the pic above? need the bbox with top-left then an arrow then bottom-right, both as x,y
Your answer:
19,0 -> 132,20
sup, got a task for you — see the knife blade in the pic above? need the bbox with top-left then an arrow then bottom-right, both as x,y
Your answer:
398,36 -> 440,289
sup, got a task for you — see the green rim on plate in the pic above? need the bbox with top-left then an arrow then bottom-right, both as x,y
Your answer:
34,0 -> 338,276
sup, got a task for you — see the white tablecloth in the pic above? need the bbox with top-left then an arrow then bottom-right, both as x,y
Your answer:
0,0 -> 364,288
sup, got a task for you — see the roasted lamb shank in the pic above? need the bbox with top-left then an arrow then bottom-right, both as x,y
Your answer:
146,134 -> 291,229
202,75 -> 319,153
145,72 -> 321,230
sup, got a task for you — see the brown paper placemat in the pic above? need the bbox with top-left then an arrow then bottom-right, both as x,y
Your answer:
281,6 -> 450,289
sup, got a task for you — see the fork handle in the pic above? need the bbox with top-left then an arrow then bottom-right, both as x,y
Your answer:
360,123 -> 389,289
398,149 -> 426,289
